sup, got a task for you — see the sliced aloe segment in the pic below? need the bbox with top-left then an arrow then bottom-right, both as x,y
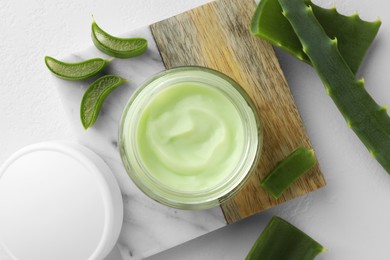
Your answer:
261,147 -> 316,198
246,216 -> 325,260
80,75 -> 127,129
91,20 -> 148,59
278,0 -> 390,173
250,0 -> 381,74
45,56 -> 108,81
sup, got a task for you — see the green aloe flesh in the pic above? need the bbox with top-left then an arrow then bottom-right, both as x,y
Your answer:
261,147 -> 316,198
80,75 -> 127,129
45,56 -> 108,81
246,216 -> 325,260
278,0 -> 390,173
91,20 -> 148,59
250,0 -> 381,74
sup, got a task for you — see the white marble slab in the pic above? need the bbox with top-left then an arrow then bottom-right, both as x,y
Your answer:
54,27 -> 226,260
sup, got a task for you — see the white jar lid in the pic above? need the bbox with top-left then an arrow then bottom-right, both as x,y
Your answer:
0,142 -> 123,260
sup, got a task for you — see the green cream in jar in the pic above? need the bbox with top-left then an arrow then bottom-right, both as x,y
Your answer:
119,67 -> 261,209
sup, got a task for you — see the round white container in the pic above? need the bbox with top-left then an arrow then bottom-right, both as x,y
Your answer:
0,142 -> 123,260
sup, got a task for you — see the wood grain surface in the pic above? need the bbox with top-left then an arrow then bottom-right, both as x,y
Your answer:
150,0 -> 326,224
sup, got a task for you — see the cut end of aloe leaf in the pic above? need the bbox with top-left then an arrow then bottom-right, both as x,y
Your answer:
261,146 -> 317,198
82,120 -> 90,131
246,216 -> 325,260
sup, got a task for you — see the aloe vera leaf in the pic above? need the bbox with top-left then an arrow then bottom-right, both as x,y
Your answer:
45,56 -> 109,81
246,216 -> 325,260
251,0 -> 308,63
310,3 -> 381,74
91,20 -> 148,59
250,0 -> 381,74
278,0 -> 390,173
261,147 -> 316,198
80,75 -> 127,129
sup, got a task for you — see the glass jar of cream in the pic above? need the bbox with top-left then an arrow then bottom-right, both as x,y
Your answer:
119,66 -> 262,210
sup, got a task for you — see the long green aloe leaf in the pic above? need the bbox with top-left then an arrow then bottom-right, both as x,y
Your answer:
246,216 -> 325,260
278,0 -> 390,173
251,0 -> 381,74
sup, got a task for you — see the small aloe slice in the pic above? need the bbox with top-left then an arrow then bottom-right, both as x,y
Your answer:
80,75 -> 127,129
278,0 -> 390,173
45,56 -> 108,81
261,147 -> 316,198
246,216 -> 325,260
250,0 -> 381,74
91,19 -> 148,59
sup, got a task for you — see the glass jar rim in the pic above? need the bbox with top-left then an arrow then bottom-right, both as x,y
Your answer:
119,66 -> 262,210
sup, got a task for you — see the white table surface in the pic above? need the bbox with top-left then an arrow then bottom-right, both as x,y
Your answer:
1,0 -> 390,259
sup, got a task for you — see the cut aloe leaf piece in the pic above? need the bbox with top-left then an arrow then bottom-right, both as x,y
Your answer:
278,0 -> 390,173
91,19 -> 148,59
80,75 -> 127,130
246,216 -> 325,260
45,56 -> 109,81
261,147 -> 316,198
250,0 -> 381,74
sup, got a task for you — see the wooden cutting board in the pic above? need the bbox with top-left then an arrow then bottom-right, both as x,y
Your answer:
151,0 -> 326,224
